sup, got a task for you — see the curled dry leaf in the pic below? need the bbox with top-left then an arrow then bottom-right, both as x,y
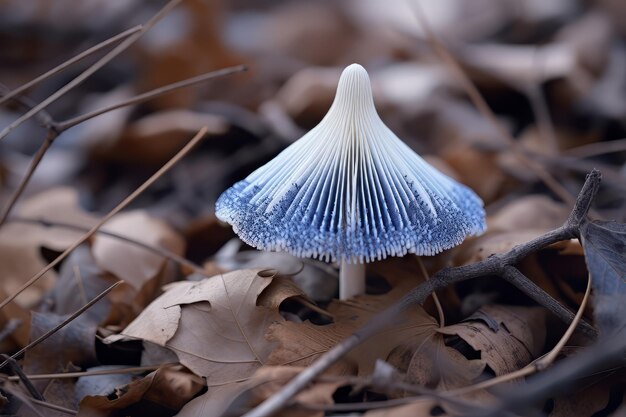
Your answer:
406,305 -> 547,392
105,269 -> 305,384
77,364 -> 204,417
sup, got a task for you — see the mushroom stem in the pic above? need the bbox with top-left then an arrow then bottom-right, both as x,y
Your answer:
339,261 -> 366,299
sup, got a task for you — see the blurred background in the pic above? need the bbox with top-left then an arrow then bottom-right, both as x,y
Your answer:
0,0 -> 625,270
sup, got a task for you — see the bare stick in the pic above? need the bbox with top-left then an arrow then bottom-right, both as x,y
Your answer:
6,216 -> 206,275
0,84 -> 55,130
242,170 -> 601,417
410,2 -> 576,207
0,127 -> 208,310
0,281 -> 122,371
0,0 -> 182,142
55,65 -> 247,132
0,131 -> 56,225
0,26 -> 142,107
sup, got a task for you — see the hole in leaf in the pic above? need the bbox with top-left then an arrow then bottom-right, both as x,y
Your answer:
444,335 -> 481,361
257,269 -> 277,278
40,246 -> 64,272
278,298 -> 333,325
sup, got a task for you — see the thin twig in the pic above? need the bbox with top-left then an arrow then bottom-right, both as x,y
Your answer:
0,83 -> 55,130
5,364 -> 168,381
410,2 -> 576,207
55,65 -> 247,132
242,170 -> 601,417
502,266 -> 594,335
0,0 -> 182,142
0,26 -> 142,107
0,281 -> 122,372
416,256 -> 445,327
0,130 -> 56,225
563,138 -> 626,158
6,216 -> 207,275
0,127 -> 208,310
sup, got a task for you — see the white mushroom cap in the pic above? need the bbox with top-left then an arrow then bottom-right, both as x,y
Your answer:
216,63 -> 486,263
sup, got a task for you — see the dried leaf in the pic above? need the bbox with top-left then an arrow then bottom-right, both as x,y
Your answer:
581,220 -> 626,334
77,364 -> 203,417
267,261 -> 438,376
49,245 -> 119,326
438,305 -> 546,375
106,269 -> 304,384
74,366 -> 135,400
406,305 -> 546,392
23,311 -> 98,394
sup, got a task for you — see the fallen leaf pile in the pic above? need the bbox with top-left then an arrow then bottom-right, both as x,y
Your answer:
0,0 -> 625,416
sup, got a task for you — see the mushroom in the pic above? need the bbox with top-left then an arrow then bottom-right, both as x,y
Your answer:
216,63 -> 486,299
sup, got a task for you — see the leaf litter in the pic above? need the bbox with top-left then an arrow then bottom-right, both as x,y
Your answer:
0,1 -> 625,416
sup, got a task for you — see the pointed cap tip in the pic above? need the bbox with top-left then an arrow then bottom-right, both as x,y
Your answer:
339,63 -> 370,81
343,63 -> 367,73
336,63 -> 373,104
